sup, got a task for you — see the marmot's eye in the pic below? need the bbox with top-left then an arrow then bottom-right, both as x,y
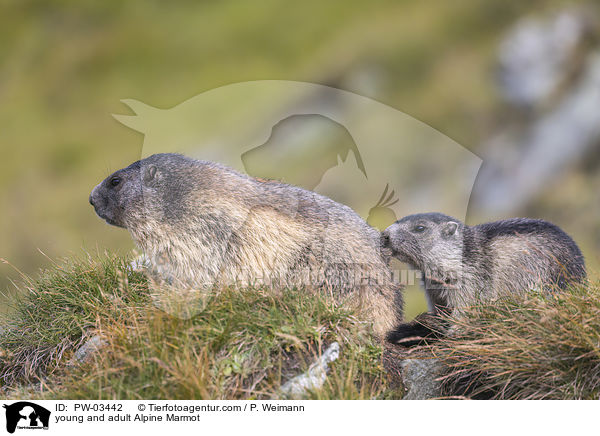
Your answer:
110,177 -> 121,187
413,225 -> 426,233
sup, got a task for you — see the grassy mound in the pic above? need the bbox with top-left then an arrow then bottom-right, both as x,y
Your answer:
4,253 -> 598,400
0,254 -> 397,399
430,282 -> 600,400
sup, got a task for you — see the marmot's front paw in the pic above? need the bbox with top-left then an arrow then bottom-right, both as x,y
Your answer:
386,322 -> 433,347
386,311 -> 448,347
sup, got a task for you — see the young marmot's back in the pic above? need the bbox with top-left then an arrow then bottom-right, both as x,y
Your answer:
381,213 -> 586,345
90,153 -> 401,337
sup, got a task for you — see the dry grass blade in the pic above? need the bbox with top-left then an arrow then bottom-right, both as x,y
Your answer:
426,282 -> 600,399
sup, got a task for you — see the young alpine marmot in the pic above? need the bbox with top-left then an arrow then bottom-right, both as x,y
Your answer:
381,213 -> 586,345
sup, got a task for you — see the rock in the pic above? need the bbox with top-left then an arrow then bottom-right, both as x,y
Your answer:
382,342 -> 444,399
497,8 -> 591,107
474,53 -> 600,214
279,342 -> 340,399
471,7 -> 600,215
69,335 -> 107,365
400,358 -> 443,400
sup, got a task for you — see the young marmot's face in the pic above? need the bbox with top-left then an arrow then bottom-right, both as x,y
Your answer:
89,160 -> 147,228
381,213 -> 462,271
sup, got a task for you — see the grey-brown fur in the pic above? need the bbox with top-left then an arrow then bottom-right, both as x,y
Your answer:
382,212 -> 586,344
89,153 -> 402,336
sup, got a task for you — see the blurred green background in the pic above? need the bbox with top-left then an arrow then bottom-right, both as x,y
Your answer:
2,0 -> 599,318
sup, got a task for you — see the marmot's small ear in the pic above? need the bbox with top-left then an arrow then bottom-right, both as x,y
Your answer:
143,165 -> 158,185
442,222 -> 459,238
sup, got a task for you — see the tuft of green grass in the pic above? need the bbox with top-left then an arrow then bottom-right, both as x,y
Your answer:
0,254 -> 150,389
0,254 -> 399,399
428,282 -> 600,400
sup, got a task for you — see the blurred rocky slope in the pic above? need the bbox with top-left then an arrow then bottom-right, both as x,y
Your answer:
470,6 -> 600,273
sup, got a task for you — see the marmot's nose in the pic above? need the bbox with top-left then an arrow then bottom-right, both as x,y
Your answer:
89,194 -> 95,206
380,230 -> 391,248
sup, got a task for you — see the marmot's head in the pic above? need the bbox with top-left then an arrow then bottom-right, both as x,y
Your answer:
89,159 -> 146,228
89,153 -> 197,229
381,213 -> 464,273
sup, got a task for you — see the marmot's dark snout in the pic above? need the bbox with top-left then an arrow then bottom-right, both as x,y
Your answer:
89,185 -> 102,213
89,185 -> 121,227
381,224 -> 407,253
380,230 -> 395,258
380,230 -> 391,248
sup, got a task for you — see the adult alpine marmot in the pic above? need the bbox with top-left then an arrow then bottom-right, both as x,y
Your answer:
89,153 -> 402,336
381,212 -> 586,345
